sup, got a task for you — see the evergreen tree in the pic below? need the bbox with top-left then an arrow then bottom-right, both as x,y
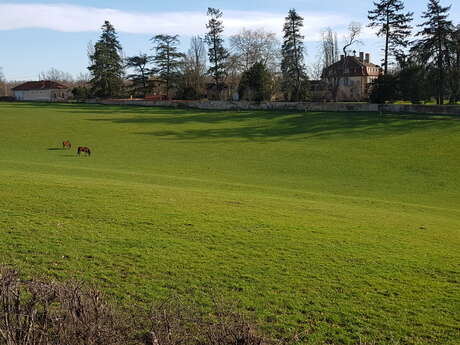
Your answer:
88,21 -> 124,98
397,60 -> 431,103
447,25 -> 460,103
369,73 -> 399,104
151,35 -> 185,100
238,62 -> 273,102
412,0 -> 454,104
125,54 -> 154,97
281,9 -> 308,101
204,8 -> 229,99
368,0 -> 414,74
72,86 -> 92,101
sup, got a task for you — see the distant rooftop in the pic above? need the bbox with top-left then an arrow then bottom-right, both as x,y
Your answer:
322,52 -> 382,78
12,81 -> 68,91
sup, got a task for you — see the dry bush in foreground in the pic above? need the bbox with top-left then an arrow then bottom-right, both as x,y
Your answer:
0,266 -> 129,345
147,299 -> 268,345
0,266 -> 273,345
201,308 -> 266,345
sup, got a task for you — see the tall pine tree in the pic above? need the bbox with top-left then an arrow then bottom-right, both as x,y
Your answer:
368,0 -> 413,74
125,53 -> 154,97
151,35 -> 185,100
447,25 -> 460,103
205,8 -> 229,99
281,9 -> 308,102
88,21 -> 124,98
412,0 -> 454,104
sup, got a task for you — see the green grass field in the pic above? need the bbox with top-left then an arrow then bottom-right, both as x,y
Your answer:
0,102 -> 459,345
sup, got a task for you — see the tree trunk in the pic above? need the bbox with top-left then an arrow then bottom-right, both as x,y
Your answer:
438,41 -> 444,105
384,14 -> 390,75
291,20 -> 300,101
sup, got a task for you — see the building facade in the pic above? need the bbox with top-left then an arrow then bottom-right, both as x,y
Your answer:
12,81 -> 69,101
321,52 -> 382,101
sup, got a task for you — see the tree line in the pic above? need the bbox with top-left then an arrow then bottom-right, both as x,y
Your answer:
368,0 -> 460,104
7,0 -> 457,104
80,8 -> 309,102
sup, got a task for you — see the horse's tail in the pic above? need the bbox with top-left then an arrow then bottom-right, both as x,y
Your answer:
77,147 -> 81,155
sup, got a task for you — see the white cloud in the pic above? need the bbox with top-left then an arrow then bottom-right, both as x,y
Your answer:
0,3 -> 359,41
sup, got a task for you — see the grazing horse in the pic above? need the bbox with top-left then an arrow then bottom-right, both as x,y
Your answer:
62,140 -> 71,150
77,146 -> 91,156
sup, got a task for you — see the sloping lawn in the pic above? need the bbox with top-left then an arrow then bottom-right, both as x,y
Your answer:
0,102 -> 459,344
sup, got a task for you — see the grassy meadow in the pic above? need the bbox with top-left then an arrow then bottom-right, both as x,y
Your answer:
0,102 -> 459,344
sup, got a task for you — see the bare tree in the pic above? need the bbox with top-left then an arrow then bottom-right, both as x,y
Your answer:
0,67 -> 5,96
321,23 -> 362,101
342,22 -> 362,57
308,59 -> 324,80
321,28 -> 340,70
38,68 -> 74,83
182,36 -> 207,98
75,72 -> 91,86
225,54 -> 242,99
230,28 -> 280,72
320,28 -> 341,100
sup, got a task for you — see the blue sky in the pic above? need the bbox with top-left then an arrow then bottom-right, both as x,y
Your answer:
0,0 -> 459,81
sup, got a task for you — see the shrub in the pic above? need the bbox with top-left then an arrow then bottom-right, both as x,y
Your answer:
238,63 -> 273,102
0,266 -> 130,345
0,266 -> 274,345
148,299 -> 268,345
71,86 -> 92,101
369,74 -> 399,104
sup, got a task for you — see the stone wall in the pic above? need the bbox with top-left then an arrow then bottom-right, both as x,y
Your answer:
85,99 -> 460,115
378,104 -> 460,115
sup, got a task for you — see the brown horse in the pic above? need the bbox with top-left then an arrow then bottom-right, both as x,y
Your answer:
62,140 -> 71,150
77,146 -> 91,156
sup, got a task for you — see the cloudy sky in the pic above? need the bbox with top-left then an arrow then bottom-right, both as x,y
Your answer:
0,0 -> 459,80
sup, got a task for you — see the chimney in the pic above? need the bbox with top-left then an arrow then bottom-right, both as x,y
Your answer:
340,55 -> 344,61
359,52 -> 364,62
365,53 -> 370,63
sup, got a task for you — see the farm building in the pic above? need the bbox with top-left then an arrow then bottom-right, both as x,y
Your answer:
12,81 -> 70,101
322,52 -> 382,101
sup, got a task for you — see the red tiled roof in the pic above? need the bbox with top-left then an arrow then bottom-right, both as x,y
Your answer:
322,56 -> 382,78
12,81 -> 68,91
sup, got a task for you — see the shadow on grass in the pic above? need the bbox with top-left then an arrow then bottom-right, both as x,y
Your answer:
9,102 -> 460,142
129,112 -> 460,142
48,148 -> 65,151
8,101 -> 211,117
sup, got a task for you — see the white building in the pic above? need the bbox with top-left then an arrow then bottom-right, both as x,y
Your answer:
12,81 -> 69,101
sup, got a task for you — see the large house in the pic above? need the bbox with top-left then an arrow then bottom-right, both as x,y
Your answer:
321,52 -> 382,101
12,81 -> 69,102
